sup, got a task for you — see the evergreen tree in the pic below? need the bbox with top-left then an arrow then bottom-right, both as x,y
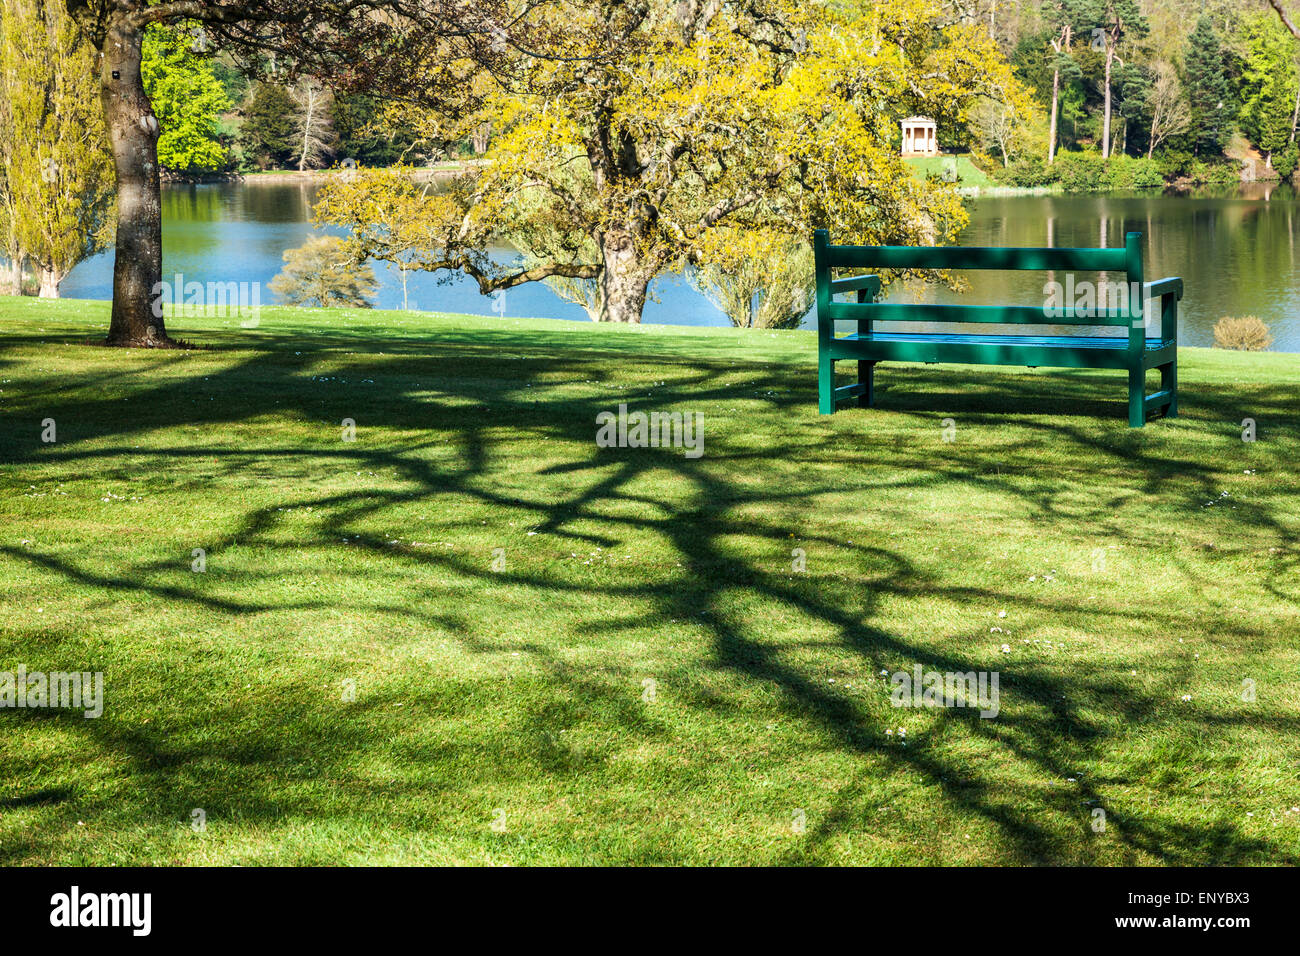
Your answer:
1182,15 -> 1235,157
240,83 -> 298,169
211,60 -> 251,106
1076,0 -> 1147,158
332,94 -> 424,167
1115,61 -> 1151,156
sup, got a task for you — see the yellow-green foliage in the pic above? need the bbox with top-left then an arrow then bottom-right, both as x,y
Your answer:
317,0 -> 1032,321
691,229 -> 814,329
0,0 -> 114,294
1213,315 -> 1273,351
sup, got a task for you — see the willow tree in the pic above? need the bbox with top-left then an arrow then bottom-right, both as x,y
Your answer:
0,187 -> 19,293
690,230 -> 814,330
62,0 -> 504,346
317,0 -> 1032,324
1,0 -> 114,297
0,29 -> 20,293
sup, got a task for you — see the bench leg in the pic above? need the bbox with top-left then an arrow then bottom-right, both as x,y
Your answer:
818,352 -> 836,415
1160,360 -> 1177,417
1128,367 -> 1145,428
857,360 -> 875,408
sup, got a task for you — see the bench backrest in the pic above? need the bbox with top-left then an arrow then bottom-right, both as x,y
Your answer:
813,229 -> 1147,351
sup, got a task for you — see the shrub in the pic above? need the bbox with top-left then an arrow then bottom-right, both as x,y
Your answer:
967,149 -> 999,177
1053,151 -> 1108,191
1128,157 -> 1165,188
1155,149 -> 1195,181
1190,160 -> 1241,185
1213,315 -> 1273,351
998,154 -> 1059,187
1101,155 -> 1164,189
1049,152 -> 1165,191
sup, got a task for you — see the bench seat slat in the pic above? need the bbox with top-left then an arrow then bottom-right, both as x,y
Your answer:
835,332 -> 1168,348
828,332 -> 1174,372
825,302 -> 1133,326
824,244 -> 1127,272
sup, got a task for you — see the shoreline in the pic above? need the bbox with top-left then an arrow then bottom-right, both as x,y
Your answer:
956,180 -> 1293,200
164,161 -> 484,186
169,162 -> 1294,199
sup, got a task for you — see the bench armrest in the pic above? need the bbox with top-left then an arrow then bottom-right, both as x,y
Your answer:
1144,277 -> 1183,301
829,274 -> 881,301
1142,277 -> 1181,348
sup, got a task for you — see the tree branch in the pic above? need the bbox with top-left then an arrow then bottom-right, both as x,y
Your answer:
418,254 -> 601,295
1268,0 -> 1300,38
363,240 -> 599,295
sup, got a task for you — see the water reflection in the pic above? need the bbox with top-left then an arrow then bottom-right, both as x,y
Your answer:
58,181 -> 1300,350
935,189 -> 1300,350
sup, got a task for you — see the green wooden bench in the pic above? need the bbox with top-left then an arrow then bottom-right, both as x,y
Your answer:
813,229 -> 1182,427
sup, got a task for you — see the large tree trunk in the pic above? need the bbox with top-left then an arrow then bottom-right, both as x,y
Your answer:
37,266 -> 61,298
101,13 -> 171,347
1102,46 -> 1114,159
596,228 -> 649,323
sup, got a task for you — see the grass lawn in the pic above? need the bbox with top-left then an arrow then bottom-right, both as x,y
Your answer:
903,153 -> 994,188
1,295 -> 1297,865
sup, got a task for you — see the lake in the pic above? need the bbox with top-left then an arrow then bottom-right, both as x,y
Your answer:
59,179 -> 1300,351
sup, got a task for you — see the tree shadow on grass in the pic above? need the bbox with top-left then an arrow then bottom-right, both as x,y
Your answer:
1,330 -> 1296,864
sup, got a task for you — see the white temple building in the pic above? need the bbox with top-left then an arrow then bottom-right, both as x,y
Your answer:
900,116 -> 938,157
